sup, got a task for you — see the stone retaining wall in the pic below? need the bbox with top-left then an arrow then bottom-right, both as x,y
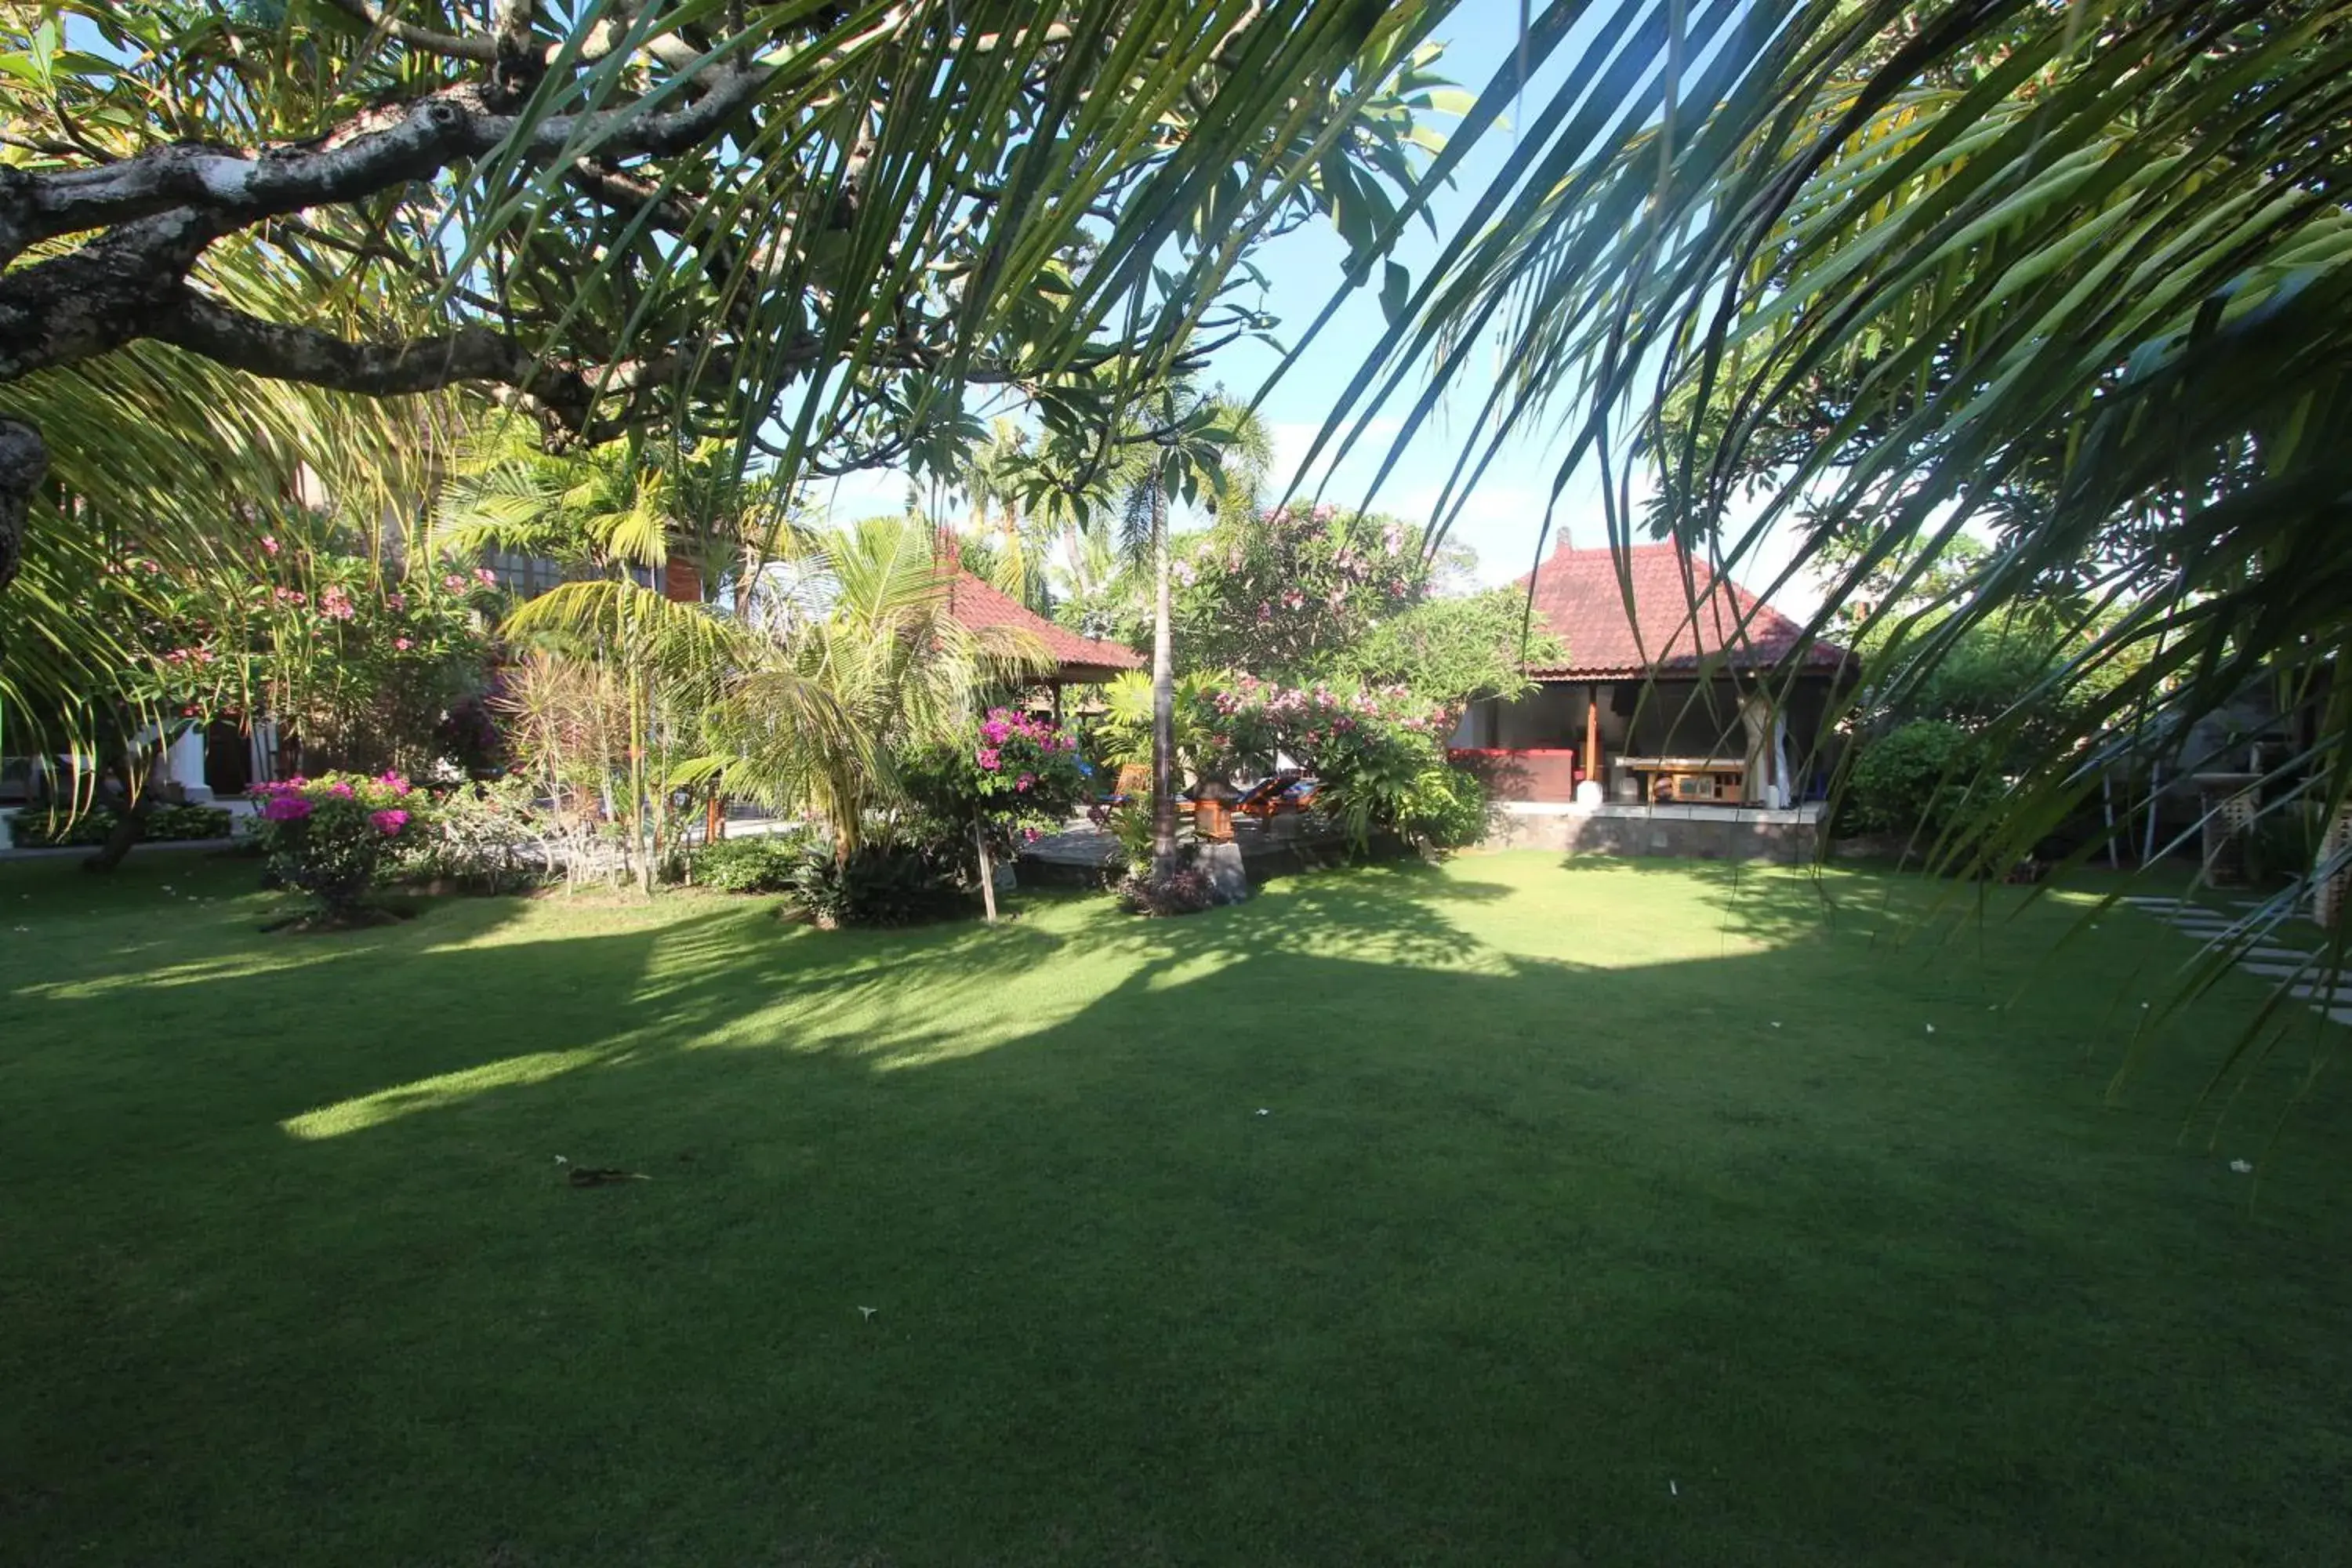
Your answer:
1480,803 -> 1824,864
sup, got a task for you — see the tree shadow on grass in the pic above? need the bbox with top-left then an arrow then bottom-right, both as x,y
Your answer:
5,858 -> 2352,1567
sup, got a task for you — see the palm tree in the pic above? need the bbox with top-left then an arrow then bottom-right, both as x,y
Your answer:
673,516 -> 1051,864
1110,387 -> 1272,881
435,426 -> 741,893
956,418 -> 1060,612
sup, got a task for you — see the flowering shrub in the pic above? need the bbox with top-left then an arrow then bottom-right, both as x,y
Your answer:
971,707 -> 1090,810
94,517 -> 499,774
250,771 -> 430,920
1189,675 -> 1477,849
1173,506 -> 1437,679
1199,676 -> 1454,779
895,709 -> 1090,919
902,710 -> 1089,857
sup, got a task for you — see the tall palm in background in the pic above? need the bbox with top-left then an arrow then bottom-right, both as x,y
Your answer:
435,428 -> 740,892
956,419 -> 1058,612
1111,387 -> 1272,880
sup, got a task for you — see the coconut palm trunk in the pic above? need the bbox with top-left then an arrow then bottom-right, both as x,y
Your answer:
1149,481 -> 1180,882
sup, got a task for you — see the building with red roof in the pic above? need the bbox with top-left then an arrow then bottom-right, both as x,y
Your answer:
1450,540 -> 1853,809
940,568 -> 1145,688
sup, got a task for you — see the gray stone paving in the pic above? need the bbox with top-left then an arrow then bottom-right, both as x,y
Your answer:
2129,895 -> 2349,1029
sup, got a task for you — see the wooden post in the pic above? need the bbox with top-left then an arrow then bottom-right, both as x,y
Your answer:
1583,688 -> 1602,795
705,793 -> 724,844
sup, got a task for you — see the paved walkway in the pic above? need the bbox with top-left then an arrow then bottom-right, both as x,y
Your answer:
2121,893 -> 2352,1025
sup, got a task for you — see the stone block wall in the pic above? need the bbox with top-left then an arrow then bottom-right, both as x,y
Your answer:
1479,804 -> 1822,864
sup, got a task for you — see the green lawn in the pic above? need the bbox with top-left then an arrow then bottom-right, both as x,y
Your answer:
5,850 -> 2350,1566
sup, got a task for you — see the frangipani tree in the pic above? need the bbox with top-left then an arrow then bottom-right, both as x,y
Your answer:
0,0 -> 1457,586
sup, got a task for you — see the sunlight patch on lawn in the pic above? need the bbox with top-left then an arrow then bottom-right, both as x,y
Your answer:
20,949 -> 365,1000
281,1049 -> 604,1140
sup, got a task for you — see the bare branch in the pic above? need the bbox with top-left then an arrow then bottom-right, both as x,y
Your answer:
0,65 -> 769,263
151,289 -> 590,423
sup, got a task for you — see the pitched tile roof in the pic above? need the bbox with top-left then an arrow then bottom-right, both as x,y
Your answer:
1512,542 -> 1850,681
942,569 -> 1144,679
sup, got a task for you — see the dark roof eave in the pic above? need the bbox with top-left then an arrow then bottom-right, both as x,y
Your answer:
1523,652 -> 1856,681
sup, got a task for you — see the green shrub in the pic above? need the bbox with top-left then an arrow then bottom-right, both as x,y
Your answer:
787,838 -> 971,928
690,833 -> 808,893
1095,797 -> 1156,880
406,779 -> 551,893
251,772 -> 430,918
151,804 -> 236,841
9,801 -> 234,848
1397,764 -> 1490,850
1842,720 -> 1986,839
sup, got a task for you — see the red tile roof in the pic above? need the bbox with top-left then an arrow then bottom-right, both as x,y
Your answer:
942,570 -> 1144,679
1512,542 -> 1850,681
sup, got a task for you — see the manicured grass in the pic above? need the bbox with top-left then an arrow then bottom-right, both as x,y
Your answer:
4,849 -> 2350,1566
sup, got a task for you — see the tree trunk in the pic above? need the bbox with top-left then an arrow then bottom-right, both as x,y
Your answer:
82,748 -> 156,874
0,418 -> 47,594
975,823 -> 998,924
1150,483 -> 1179,883
632,664 -> 655,896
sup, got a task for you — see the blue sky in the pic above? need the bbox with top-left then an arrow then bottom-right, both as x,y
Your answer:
825,0 -> 1824,614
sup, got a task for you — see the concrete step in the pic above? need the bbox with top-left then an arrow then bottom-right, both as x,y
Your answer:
2240,960 -> 2325,979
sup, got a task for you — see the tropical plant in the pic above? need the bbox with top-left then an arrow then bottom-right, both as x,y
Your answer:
439,431 -> 742,891
250,770 -> 430,924
1096,670 -> 1228,783
898,707 -> 1090,920
491,649 -> 630,831
675,517 -> 1052,859
785,837 -> 974,931
1096,797 -> 1160,882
